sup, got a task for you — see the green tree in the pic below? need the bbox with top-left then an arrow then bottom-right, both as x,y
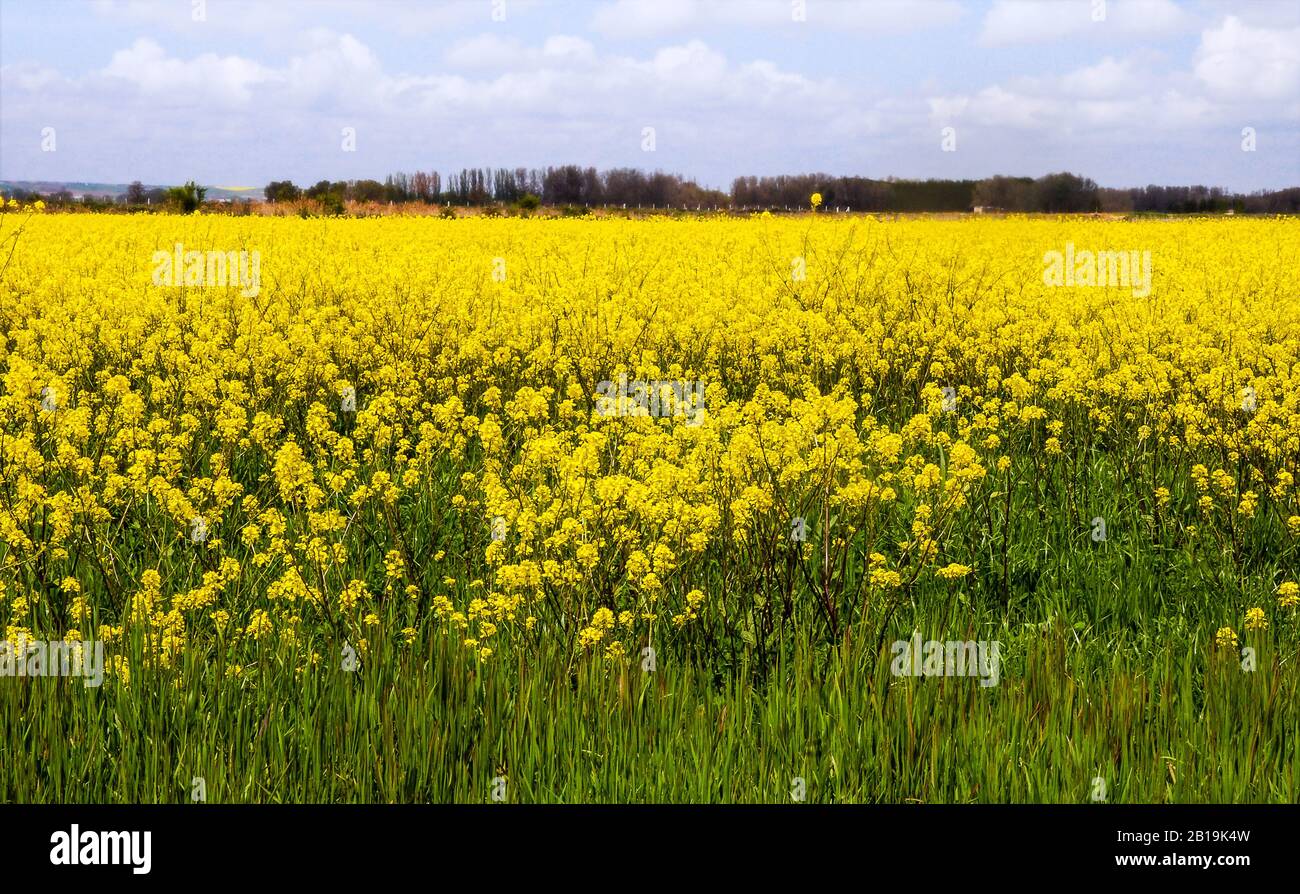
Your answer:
165,180 -> 207,213
264,180 -> 301,203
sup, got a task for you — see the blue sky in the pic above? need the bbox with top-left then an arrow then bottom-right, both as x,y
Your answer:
2,0 -> 1297,190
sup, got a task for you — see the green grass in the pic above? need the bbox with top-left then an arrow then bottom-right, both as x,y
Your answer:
3,423 -> 1299,803
4,582 -> 1296,803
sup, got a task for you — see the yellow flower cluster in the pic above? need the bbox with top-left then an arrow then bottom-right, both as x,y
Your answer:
1,213 -> 1297,677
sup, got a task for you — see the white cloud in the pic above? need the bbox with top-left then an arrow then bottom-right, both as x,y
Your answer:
1198,1 -> 1300,29
591,0 -> 699,38
1194,16 -> 1300,100
980,0 -> 1191,45
2,30 -> 857,183
84,33 -> 829,116
590,0 -> 962,38
444,34 -> 598,70
90,0 -> 537,36
926,44 -> 1275,136
1060,57 -> 1140,97
101,38 -> 278,106
0,62 -> 65,93
930,84 -> 1056,130
646,40 -> 728,84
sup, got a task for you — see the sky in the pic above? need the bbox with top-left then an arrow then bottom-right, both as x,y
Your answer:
1,0 -> 1297,191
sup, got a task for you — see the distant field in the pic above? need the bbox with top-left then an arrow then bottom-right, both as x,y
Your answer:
1,211 -> 1297,802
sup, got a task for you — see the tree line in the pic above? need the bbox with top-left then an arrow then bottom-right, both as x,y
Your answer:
733,171 -> 1300,214
5,167 -> 1297,214
264,166 -> 730,210
262,167 -> 1298,214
